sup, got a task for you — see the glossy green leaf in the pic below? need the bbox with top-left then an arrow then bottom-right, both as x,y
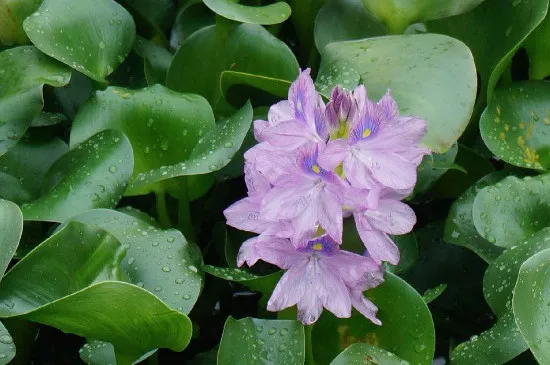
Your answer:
0,173 -> 32,204
0,321 -> 15,365
428,0 -> 548,100
203,0 -> 291,25
314,0 -> 385,52
170,1 -> 215,49
525,12 -> 550,80
122,0 -> 175,32
203,265 -> 282,295
362,0 -> 485,34
23,0 -> 136,82
415,143 -> 458,194
313,272 -> 434,365
80,340 -> 156,365
0,199 -> 23,277
167,23 -> 299,105
217,317 -> 305,365
422,284 -> 447,304
30,111 -> 67,127
450,311 -> 527,365
484,228 -> 550,318
134,37 -> 173,86
0,221 -> 192,365
513,247 -> 550,364
385,234 -> 418,275
72,209 -> 203,314
21,130 -> 133,222
472,174 -> 550,248
315,62 -> 360,99
444,172 -> 508,262
0,136 -> 68,198
480,81 -> 550,170
129,101 -> 253,191
0,46 -> 71,156
221,71 -> 291,105
330,343 -> 408,365
0,0 -> 40,45
319,34 -> 476,153
69,85 -> 215,195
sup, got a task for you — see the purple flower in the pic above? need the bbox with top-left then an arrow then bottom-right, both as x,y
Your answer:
258,143 -> 347,244
255,69 -> 328,149
238,234 -> 383,325
325,86 -> 356,136
319,86 -> 429,191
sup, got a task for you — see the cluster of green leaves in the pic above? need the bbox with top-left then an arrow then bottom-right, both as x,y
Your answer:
1,0 -> 550,364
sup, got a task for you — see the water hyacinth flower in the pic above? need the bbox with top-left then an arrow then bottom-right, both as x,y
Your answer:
224,69 -> 430,325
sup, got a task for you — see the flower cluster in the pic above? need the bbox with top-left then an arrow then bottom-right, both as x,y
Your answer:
224,69 -> 429,325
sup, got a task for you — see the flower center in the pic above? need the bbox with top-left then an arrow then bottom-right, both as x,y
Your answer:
362,128 -> 372,138
311,164 -> 321,174
312,242 -> 324,251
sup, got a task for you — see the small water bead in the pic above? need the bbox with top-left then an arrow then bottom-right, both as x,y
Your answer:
183,294 -> 191,300
175,278 -> 185,284
268,327 -> 277,335
188,265 -> 198,273
109,165 -> 118,173
0,335 -> 13,344
162,266 -> 171,272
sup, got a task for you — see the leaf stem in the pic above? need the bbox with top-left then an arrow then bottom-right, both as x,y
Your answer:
154,189 -> 172,228
178,177 -> 196,241
305,324 -> 315,365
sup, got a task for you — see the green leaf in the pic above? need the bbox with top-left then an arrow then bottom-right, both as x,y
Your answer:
203,0 -> 291,25
0,0 -> 40,45
314,0 -> 385,52
72,209 -> 203,314
450,311 -> 527,365
513,247 -> 550,364
422,284 -> 447,304
444,172 -> 508,262
69,85 -> 215,195
220,71 -> 291,105
129,101 -> 253,191
30,111 -> 67,127
480,81 -> 550,170
472,174 -> 550,248
414,143 -> 458,194
0,321 -> 15,365
0,199 -> 23,277
315,62 -> 361,99
525,12 -> 550,80
313,272 -> 434,365
0,221 -> 192,365
0,136 -> 68,198
319,34 -> 477,153
0,173 -> 32,204
23,0 -> 136,82
121,0 -> 175,33
428,0 -> 548,100
361,0 -> 485,34
21,130 -> 133,223
167,23 -> 299,105
217,317 -> 305,365
80,340 -> 154,365
484,227 -> 550,318
203,265 -> 282,295
385,234 -> 418,275
134,36 -> 173,86
330,343 -> 408,365
0,46 -> 71,156
170,1 -> 215,49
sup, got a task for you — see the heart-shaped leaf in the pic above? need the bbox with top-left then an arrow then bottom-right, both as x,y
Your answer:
72,209 -> 203,314
23,0 -> 136,82
450,311 -> 527,365
362,0 -> 485,34
472,174 -> 550,248
318,34 -> 477,153
203,0 -> 291,25
0,221 -> 192,365
203,265 -> 282,296
217,317 -> 305,365
69,85 -> 214,195
0,0 -> 40,45
513,247 -> 550,364
313,272 -> 434,365
428,0 -> 548,100
167,23 -> 298,105
129,101 -> 253,191
444,172 -> 508,263
0,136 -> 68,198
480,81 -> 550,170
0,46 -> 71,156
314,0 -> 385,52
330,343 -> 408,365
21,130 -> 133,222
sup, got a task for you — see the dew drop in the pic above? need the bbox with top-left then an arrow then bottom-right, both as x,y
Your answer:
162,266 -> 171,272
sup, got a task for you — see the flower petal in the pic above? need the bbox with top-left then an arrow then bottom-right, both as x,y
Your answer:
261,183 -> 320,220
355,213 -> 400,264
318,138 -> 349,171
268,100 -> 293,125
351,291 -> 381,325
354,147 -> 417,190
364,198 -> 416,235
237,237 -> 260,267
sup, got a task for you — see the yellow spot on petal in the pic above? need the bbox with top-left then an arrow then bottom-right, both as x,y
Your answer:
312,164 -> 321,174
312,242 -> 323,251
362,128 -> 372,138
